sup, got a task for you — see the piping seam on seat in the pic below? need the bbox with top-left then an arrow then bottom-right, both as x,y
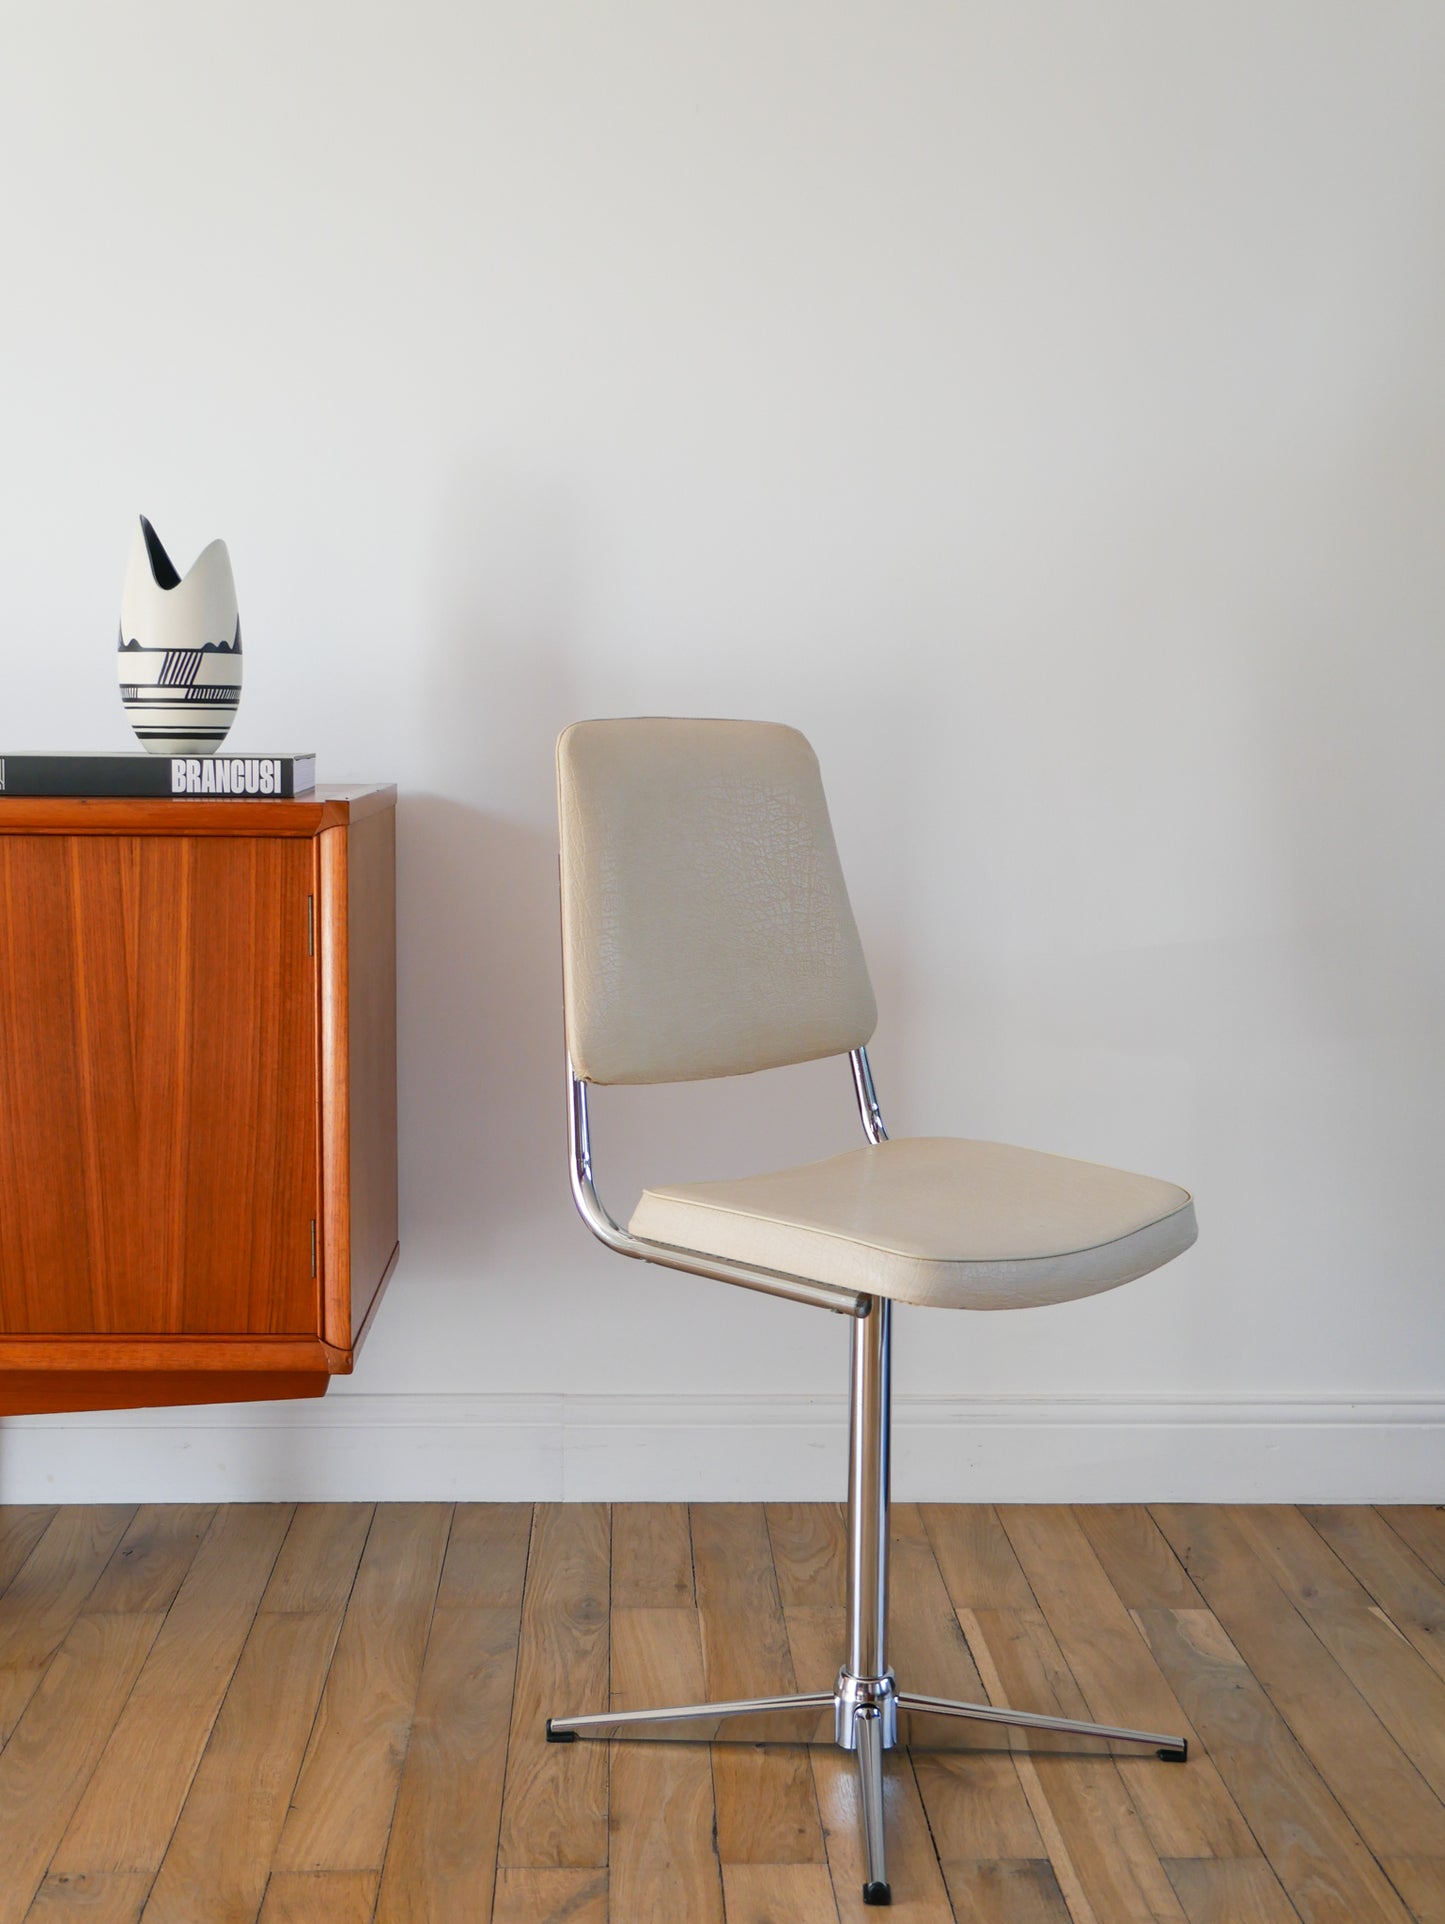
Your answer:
631,1194 -> 1195,1270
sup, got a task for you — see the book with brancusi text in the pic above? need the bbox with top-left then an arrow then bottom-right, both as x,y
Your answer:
0,753 -> 317,798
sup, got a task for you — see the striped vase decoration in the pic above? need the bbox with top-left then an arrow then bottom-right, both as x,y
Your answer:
118,517 -> 242,755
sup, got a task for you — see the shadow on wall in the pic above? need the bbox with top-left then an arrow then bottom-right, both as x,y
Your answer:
389,465 -> 590,1285
395,796 -> 572,1275
389,793 -> 890,1288
358,461 -> 913,1385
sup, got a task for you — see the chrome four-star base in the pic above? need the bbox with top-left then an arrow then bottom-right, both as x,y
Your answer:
546,1665 -> 1185,1909
544,1296 -> 1187,1907
549,1054 -> 1187,1907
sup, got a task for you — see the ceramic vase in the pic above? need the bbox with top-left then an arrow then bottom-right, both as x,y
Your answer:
118,517 -> 242,755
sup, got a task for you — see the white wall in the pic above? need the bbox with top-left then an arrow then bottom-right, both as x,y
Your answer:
1,0 -> 1442,1501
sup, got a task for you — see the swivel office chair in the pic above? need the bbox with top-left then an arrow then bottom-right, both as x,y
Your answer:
547,717 -> 1197,1907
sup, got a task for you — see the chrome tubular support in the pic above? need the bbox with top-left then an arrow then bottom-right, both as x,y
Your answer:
845,1296 -> 891,1688
547,1691 -> 835,1746
567,1063 -> 627,1255
843,1041 -> 893,1705
896,1692 -> 1189,1759
855,1705 -> 890,1905
836,1665 -> 899,1752
567,1063 -> 868,1317
849,1045 -> 889,1145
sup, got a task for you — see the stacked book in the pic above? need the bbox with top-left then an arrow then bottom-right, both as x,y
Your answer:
0,753 -> 317,798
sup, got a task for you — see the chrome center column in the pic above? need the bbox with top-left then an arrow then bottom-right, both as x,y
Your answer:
837,1293 -> 898,1750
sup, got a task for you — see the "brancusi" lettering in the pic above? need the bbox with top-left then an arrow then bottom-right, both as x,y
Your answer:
170,757 -> 283,796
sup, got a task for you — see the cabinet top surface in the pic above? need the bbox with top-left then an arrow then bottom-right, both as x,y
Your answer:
0,783 -> 395,837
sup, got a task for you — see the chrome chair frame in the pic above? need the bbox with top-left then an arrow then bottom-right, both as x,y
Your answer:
548,1046 -> 1186,1908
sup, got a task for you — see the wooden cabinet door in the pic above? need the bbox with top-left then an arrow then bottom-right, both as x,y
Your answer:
0,834 -> 319,1335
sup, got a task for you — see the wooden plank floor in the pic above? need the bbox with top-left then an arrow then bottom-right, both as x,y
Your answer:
1,1504 -> 1442,1922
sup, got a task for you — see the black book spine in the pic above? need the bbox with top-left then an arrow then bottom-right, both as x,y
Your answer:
0,756 -> 316,799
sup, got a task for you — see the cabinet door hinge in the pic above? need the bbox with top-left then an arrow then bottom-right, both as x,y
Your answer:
307,895 -> 315,956
310,1219 -> 318,1277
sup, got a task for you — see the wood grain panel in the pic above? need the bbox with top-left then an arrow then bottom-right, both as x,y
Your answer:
1,1525 -> 189,1918
0,1337 -> 340,1369
1133,1604 -> 1414,1924
920,1506 -> 1037,1613
490,1868 -> 608,1923
690,1503 -> 824,1869
722,1864 -> 842,1922
1378,1853 -> 1445,1922
345,805 -> 397,1346
145,1613 -> 347,1921
79,1504 -> 215,1616
889,1502 -> 991,1718
608,1606 -> 724,1922
600,1508 -> 719,1924
317,806 -> 398,1356
0,1506 -> 57,1600
919,1500 -> 1200,1924
256,1872 -> 380,1923
375,1505 -> 533,1924
25,1870 -> 152,1923
1161,1857 -> 1303,1924
498,1503 -> 610,1871
1154,1505 -> 1445,1852
178,837 -> 319,1334
767,1502 -> 846,1613
997,1503 -> 1255,1859
0,834 -> 317,1339
0,1506 -> 135,1741
143,1505 -> 372,1924
766,1497 -> 848,1701
0,788 -> 397,1416
318,825 -> 352,1350
0,1367 -> 329,1416
432,1501 -> 534,1612
51,1504 -> 293,1877
1386,1508 -> 1445,1586
937,1860 -> 1073,1924
1224,1503 -> 1445,1807
611,1503 -> 693,1610
915,1750 -> 1046,1866
1073,1505 -> 1207,1610
0,1610 -> 164,1924
275,1503 -> 451,1874
960,1607 -> 1189,1924
1304,1504 -> 1445,1686
4,1503 -> 1443,1919
885,1507 -> 1051,1879
0,786 -> 393,837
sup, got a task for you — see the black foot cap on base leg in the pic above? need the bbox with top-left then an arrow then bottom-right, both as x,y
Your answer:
545,1719 -> 576,1743
1158,1741 -> 1188,1762
863,1882 -> 891,1906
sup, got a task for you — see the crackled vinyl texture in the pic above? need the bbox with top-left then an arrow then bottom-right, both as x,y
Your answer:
557,718 -> 877,1084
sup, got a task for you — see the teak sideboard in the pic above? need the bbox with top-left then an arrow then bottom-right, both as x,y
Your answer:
0,786 -> 398,1417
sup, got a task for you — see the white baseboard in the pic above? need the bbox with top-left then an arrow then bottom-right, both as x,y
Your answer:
1,1393 -> 1440,1503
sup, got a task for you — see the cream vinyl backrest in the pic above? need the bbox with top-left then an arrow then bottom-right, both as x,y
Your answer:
558,718 -> 878,1084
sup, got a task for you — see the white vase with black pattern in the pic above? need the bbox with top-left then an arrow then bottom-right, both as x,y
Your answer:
118,517 -> 242,755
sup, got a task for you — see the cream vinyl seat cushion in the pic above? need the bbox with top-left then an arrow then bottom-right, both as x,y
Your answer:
630,1137 -> 1197,1312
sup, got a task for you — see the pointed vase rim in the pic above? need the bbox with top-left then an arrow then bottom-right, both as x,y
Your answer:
138,516 -> 229,593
